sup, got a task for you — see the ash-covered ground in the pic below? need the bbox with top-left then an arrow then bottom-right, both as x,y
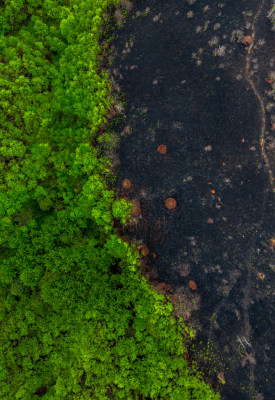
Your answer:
97,1 -> 275,399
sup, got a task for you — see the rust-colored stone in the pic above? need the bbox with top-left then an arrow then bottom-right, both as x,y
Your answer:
122,179 -> 131,189
157,144 -> 167,154
188,280 -> 197,290
165,197 -> 177,209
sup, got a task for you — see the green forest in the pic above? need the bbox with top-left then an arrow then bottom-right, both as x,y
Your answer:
0,1 -> 221,399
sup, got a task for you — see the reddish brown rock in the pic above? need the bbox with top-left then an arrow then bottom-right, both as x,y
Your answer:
122,179 -> 131,189
157,144 -> 167,154
165,198 -> 177,209
188,280 -> 197,290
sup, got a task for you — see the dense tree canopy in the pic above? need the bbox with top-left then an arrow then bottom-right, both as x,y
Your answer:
0,1 -> 220,399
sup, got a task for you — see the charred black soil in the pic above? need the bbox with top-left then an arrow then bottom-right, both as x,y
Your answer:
99,1 -> 275,399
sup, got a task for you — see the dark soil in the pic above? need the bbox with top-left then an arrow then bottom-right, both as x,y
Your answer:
98,1 -> 275,399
